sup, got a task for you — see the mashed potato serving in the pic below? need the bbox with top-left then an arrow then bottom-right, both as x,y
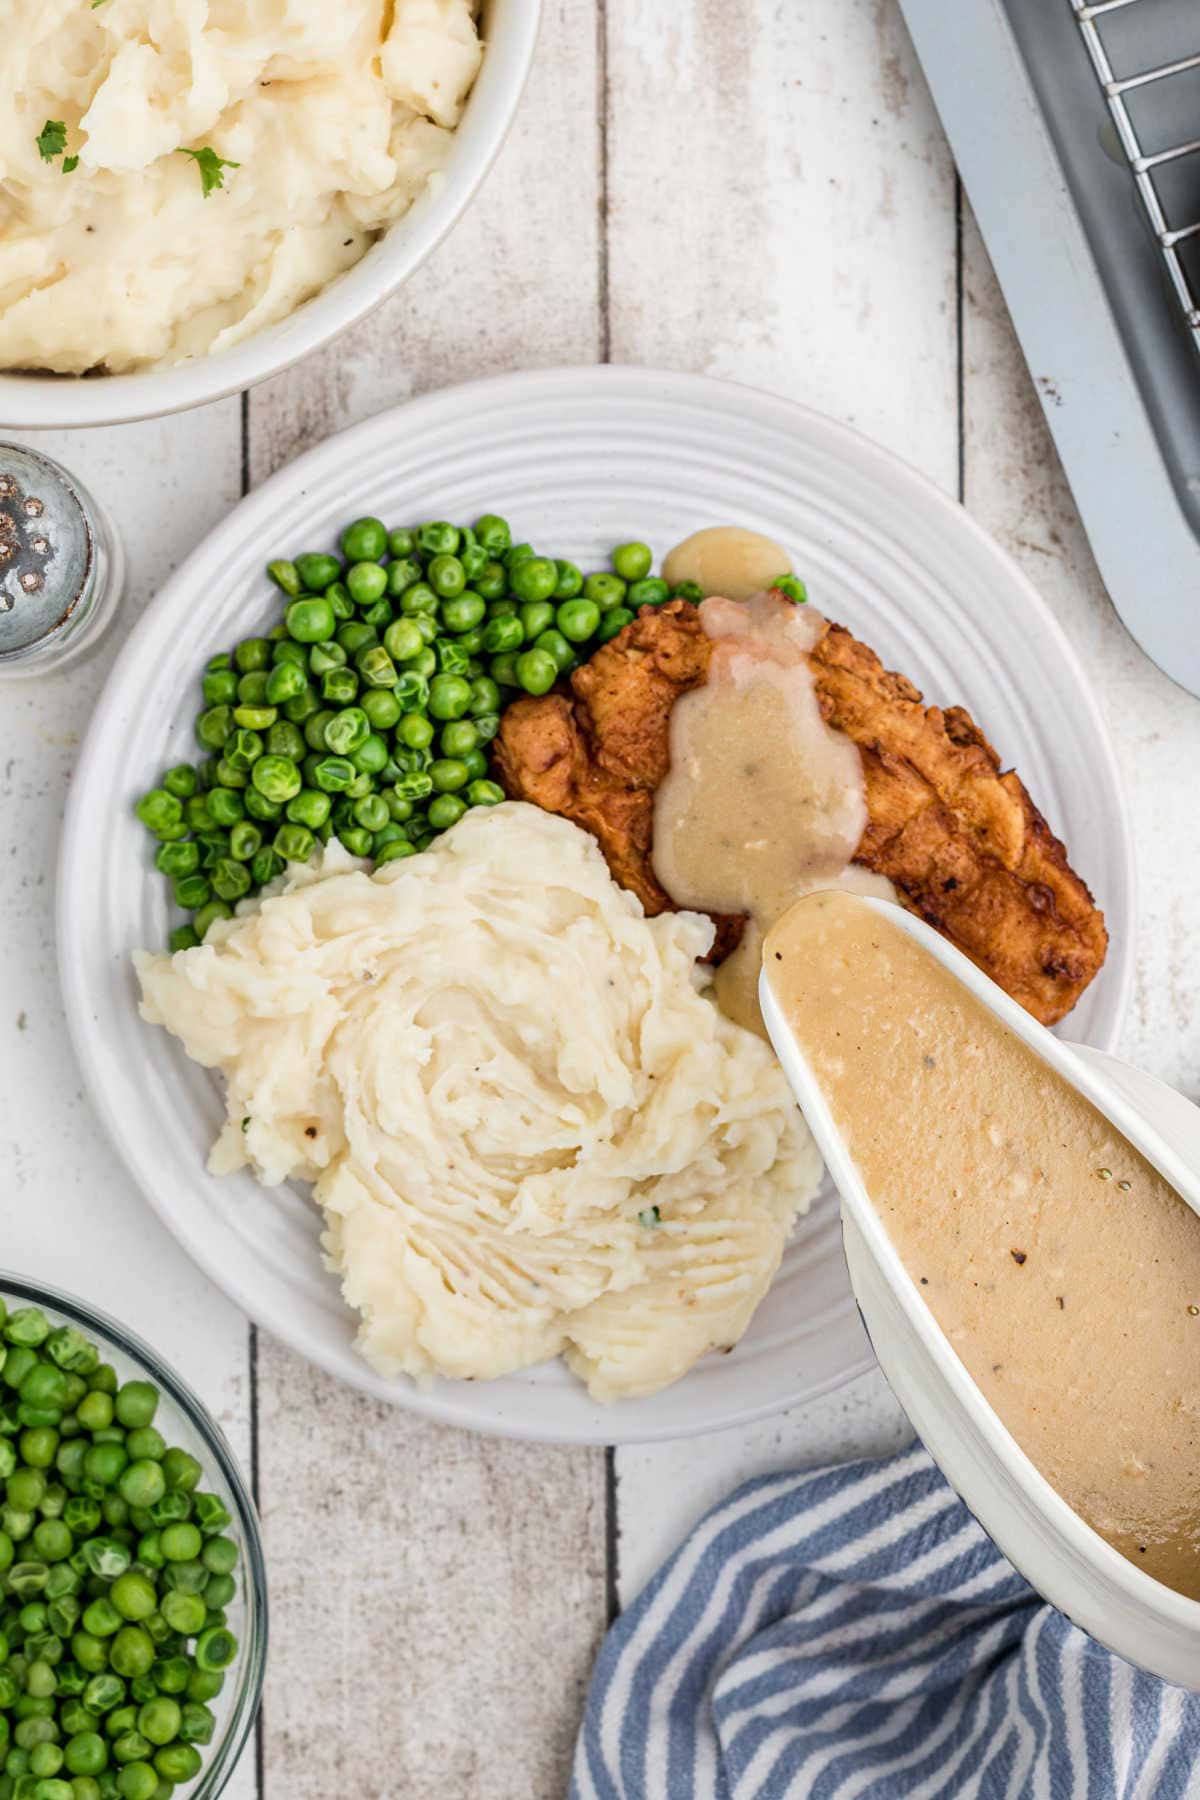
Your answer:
134,805 -> 820,1401
0,0 -> 482,373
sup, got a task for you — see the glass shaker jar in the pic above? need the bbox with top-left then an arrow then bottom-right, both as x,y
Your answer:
0,443 -> 124,675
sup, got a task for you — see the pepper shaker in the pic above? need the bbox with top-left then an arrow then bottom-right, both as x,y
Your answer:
0,443 -> 124,675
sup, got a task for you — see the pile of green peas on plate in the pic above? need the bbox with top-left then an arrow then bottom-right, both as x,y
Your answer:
135,514 -> 699,950
0,1299 -> 240,1800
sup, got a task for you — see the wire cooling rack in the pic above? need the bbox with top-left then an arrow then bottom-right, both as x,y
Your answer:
1070,0 -> 1200,348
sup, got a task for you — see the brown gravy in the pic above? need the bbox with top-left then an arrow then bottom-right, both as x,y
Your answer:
764,890 -> 1200,1600
661,525 -> 794,600
651,591 -> 888,1034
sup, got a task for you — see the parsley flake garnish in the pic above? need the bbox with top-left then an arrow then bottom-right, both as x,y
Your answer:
36,120 -> 67,163
62,155 -> 79,175
177,146 -> 240,198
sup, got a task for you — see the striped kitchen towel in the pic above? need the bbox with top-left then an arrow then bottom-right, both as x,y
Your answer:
572,1442 -> 1200,1799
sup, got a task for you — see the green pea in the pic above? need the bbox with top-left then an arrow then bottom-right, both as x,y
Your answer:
337,827 -> 372,856
435,638 -> 470,676
460,750 -> 488,781
133,792 -> 182,837
556,599 -> 601,643
356,645 -> 398,689
408,646 -> 437,680
227,821 -> 262,862
429,759 -> 468,794
670,579 -> 704,602
393,715 -> 432,753
514,648 -> 558,696
209,859 -> 250,904
467,779 -> 505,807
323,709 -> 370,756
158,1453 -> 199,1498
611,541 -> 652,581
515,601 -> 552,641
116,1466 -> 163,1514
263,661 -> 307,708
545,555 -> 583,599
375,838 -> 416,865
310,756 -> 354,794
233,638 -> 271,674
232,704 -> 276,732
361,688 -> 401,731
177,1700 -> 214,1747
241,789 -> 280,826
489,654 -> 519,688
206,788 -> 244,827
309,641 -> 347,678
509,556 -> 558,604
441,592 -> 486,634
393,771 -> 433,802
345,562 -> 388,606
320,666 -> 357,704
427,554 -> 465,599
63,1731 -> 107,1777
293,552 -> 342,593
583,572 -> 627,609
173,875 -> 211,915
387,527 -> 415,558
153,841 -> 198,881
398,582 -> 439,618
273,824 -> 315,864
107,1631 -> 153,1682
428,794 -> 467,831
31,1522 -> 71,1565
284,789 -> 330,830
428,675 -> 472,721
382,617 -> 423,663
473,559 -> 506,602
114,1383 -> 156,1431
627,577 -> 670,608
266,560 -> 300,596
417,521 -> 459,556
282,683 -> 320,725
220,730 -> 261,774
340,517 -> 388,563
472,513 -> 510,553
249,757 -> 301,804
349,734 -> 389,777
167,925 -> 199,954
395,672 -> 430,714
481,614 -> 523,655
82,1445 -> 126,1490
326,580 -> 354,621
161,765 -> 198,802
194,707 -> 233,752
284,597 -> 336,648
439,720 -> 478,758
533,629 -> 573,673
596,605 -> 634,643
200,664 -> 237,706
349,795 -> 387,834
248,846 -> 283,889
386,556 -> 422,596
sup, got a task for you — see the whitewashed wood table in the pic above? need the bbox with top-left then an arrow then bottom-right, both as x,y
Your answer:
5,2 -> 1200,1793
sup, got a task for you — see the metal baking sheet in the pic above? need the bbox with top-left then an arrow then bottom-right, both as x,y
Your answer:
897,0 -> 1200,698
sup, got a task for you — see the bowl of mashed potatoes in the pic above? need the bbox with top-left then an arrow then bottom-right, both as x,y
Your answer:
0,0 -> 540,427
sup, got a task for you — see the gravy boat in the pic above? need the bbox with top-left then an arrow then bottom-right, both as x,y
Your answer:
759,898 -> 1200,1689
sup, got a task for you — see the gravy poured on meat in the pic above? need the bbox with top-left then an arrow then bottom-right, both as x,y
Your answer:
652,590 -> 891,1035
765,891 -> 1200,1600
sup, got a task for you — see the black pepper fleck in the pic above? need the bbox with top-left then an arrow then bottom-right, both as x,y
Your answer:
1010,1250 -> 1027,1265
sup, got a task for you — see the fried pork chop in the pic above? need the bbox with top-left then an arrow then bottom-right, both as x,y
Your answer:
494,599 -> 1107,1025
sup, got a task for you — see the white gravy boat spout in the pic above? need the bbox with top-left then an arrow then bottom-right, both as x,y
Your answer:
759,897 -> 1200,1690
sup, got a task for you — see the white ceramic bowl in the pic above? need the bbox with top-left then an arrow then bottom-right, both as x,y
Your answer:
0,0 -> 541,430
761,904 -> 1200,1689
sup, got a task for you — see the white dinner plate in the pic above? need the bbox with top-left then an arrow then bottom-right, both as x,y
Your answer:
57,367 -> 1135,1443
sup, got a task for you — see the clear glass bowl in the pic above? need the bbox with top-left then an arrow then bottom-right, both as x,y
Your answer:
0,1272 -> 267,1796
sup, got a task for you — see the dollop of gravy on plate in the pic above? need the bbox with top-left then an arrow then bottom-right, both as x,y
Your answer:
661,525 -> 793,600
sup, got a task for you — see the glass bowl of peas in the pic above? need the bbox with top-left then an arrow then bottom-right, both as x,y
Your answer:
0,1275 -> 266,1800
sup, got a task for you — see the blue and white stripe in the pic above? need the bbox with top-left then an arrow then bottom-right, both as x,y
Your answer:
572,1444 -> 1200,1798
